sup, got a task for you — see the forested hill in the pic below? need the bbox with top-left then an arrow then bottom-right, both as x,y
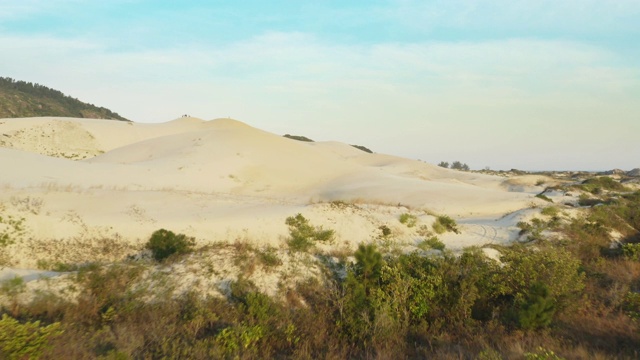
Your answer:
0,77 -> 129,121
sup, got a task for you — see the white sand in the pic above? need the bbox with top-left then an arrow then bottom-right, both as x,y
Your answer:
0,116 -> 550,270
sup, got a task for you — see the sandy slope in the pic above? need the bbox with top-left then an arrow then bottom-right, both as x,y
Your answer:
0,116 -> 546,269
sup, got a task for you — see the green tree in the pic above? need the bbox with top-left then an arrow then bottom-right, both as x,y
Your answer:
517,282 -> 556,330
354,244 -> 384,291
146,229 -> 195,262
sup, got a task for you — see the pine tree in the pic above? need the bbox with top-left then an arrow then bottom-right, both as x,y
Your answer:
517,282 -> 556,330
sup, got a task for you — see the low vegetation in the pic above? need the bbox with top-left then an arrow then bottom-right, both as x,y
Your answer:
433,214 -> 460,234
285,213 -> 334,252
0,314 -> 63,360
1,180 -> 639,358
350,144 -> 373,153
578,176 -> 629,194
283,134 -> 314,142
417,236 -> 445,251
535,193 -> 553,202
438,160 -> 470,171
398,212 -> 417,227
146,229 -> 196,262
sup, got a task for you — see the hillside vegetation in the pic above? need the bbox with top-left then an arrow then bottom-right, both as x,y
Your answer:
0,77 -> 128,121
1,177 -> 639,359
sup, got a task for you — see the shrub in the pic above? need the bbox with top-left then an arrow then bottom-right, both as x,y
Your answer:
0,314 -> 63,360
499,245 -> 585,312
398,213 -> 417,227
433,215 -> 459,234
1,277 -> 25,297
535,193 -> 553,202
451,161 -> 470,171
285,214 -> 334,252
540,206 -> 560,217
146,229 -> 195,262
516,218 -> 553,242
256,247 -> 282,268
623,292 -> 640,320
622,243 -> 640,261
581,176 -> 628,193
351,144 -> 373,153
378,225 -> 391,237
1,277 -> 26,316
417,236 -> 445,251
524,347 -> 565,360
283,134 -> 314,142
0,215 -> 25,248
577,194 -> 603,207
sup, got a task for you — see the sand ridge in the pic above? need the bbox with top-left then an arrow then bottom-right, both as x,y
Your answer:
0,116 -> 548,269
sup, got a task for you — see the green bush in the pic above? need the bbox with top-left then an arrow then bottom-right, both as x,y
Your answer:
535,193 -> 553,202
256,247 -> 282,268
540,206 -> 560,217
285,214 -> 334,252
417,236 -> 445,251
516,219 -> 547,242
433,215 -> 459,234
524,347 -> 565,360
622,243 -> 640,261
451,161 -> 470,171
146,229 -> 195,262
580,176 -> 628,194
623,291 -> 640,320
0,314 -> 63,360
350,144 -> 373,153
378,225 -> 391,237
0,215 -> 25,248
499,245 -> 584,312
577,194 -> 603,207
399,213 -> 417,227
283,134 -> 314,142
1,277 -> 25,297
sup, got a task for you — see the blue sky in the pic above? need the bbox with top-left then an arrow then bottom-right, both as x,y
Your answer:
1,0 -> 639,170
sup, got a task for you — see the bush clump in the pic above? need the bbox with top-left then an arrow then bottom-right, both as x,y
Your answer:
418,236 -> 445,251
535,193 -> 553,202
378,225 -> 391,237
540,206 -> 560,217
433,215 -> 460,234
285,214 -> 334,252
622,243 -> 640,261
580,176 -> 628,194
0,314 -> 63,360
146,229 -> 196,262
350,144 -> 373,153
399,213 -> 417,227
283,134 -> 314,142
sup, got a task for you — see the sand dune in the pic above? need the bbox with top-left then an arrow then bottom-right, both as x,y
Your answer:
0,116 -> 546,268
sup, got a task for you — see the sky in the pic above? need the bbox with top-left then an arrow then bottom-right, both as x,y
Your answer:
1,0 -> 639,171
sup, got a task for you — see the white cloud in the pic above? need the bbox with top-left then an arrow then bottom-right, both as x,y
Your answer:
0,0 -> 93,19
383,0 -> 640,34
1,31 -> 638,170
